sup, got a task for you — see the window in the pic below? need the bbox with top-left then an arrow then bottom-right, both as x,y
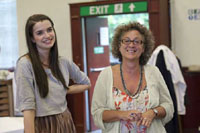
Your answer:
0,0 -> 18,69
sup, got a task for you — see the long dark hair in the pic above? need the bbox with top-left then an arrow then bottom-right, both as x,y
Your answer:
25,14 -> 68,98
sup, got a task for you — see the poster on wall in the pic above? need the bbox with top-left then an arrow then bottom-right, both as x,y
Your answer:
100,27 -> 109,46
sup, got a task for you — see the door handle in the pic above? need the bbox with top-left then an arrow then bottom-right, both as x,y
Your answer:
90,67 -> 106,72
97,32 -> 100,45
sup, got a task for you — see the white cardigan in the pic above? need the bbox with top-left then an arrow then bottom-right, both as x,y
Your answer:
91,64 -> 174,133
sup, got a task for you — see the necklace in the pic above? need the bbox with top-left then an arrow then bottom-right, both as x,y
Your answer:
120,63 -> 143,97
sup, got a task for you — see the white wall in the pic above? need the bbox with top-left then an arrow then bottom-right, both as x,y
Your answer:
170,0 -> 200,67
17,0 -> 94,60
17,0 -> 200,67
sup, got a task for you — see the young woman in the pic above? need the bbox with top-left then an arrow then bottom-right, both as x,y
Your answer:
15,14 -> 90,133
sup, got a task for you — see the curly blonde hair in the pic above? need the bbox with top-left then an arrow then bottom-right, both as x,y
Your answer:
111,22 -> 155,65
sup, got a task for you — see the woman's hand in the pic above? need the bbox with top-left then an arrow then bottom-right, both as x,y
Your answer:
67,84 -> 91,94
119,110 -> 142,121
103,110 -> 142,122
137,106 -> 166,128
136,109 -> 155,128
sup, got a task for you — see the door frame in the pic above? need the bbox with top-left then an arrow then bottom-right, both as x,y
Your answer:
69,0 -> 170,132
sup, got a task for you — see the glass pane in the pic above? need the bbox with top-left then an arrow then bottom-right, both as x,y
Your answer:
0,0 -> 18,69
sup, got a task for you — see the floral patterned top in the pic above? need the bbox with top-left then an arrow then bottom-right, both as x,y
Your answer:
113,87 -> 149,133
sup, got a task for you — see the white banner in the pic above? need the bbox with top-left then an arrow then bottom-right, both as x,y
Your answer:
171,0 -> 200,67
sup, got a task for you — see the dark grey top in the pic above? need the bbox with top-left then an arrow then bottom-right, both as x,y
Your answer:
15,56 -> 90,117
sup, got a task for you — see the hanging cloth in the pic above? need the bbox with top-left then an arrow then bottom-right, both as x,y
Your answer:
148,45 -> 187,115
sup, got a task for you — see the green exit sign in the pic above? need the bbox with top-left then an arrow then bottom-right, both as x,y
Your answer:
80,1 -> 147,16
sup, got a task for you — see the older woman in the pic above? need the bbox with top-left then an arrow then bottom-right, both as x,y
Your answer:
91,22 -> 174,133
